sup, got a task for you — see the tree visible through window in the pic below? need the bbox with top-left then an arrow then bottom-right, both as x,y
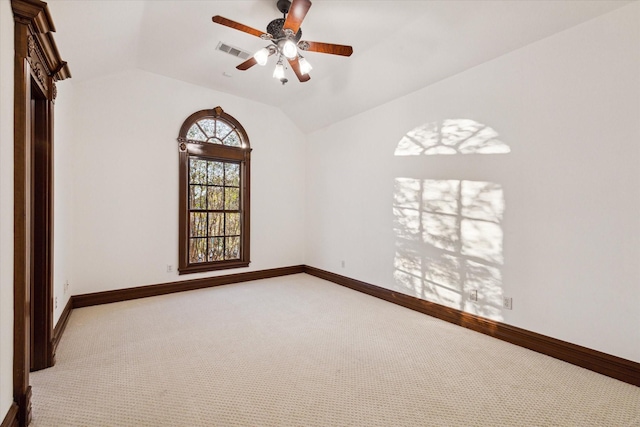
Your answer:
177,106 -> 251,274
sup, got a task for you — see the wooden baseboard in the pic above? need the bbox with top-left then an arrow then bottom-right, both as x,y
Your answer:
72,265 -> 305,308
58,263 -> 640,387
0,403 -> 18,427
7,386 -> 31,427
52,297 -> 73,361
303,265 -> 640,387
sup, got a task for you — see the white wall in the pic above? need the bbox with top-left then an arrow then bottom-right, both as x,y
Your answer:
54,79 -> 75,323
0,0 -> 14,417
306,3 -> 640,362
68,69 -> 306,295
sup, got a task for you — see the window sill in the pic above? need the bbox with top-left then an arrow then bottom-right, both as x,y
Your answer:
178,260 -> 250,275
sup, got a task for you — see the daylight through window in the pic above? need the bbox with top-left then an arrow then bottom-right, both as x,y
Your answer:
177,106 -> 251,274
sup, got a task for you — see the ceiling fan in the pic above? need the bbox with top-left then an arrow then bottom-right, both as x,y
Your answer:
212,0 -> 353,84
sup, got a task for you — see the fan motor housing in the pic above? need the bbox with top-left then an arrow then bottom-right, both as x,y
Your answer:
267,18 -> 302,42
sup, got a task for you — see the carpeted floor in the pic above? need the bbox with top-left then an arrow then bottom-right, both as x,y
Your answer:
30,274 -> 640,426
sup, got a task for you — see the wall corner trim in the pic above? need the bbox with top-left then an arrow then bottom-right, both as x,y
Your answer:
303,265 -> 640,387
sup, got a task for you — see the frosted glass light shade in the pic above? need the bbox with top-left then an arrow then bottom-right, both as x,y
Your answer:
281,40 -> 298,59
299,57 -> 312,75
273,63 -> 286,79
254,48 -> 269,66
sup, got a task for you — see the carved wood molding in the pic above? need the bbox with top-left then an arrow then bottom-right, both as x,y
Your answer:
27,34 -> 50,93
12,0 -> 71,98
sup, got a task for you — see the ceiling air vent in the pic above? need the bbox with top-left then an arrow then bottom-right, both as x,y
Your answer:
216,42 -> 251,60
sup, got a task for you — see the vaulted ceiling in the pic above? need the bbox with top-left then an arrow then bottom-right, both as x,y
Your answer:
47,0 -> 633,133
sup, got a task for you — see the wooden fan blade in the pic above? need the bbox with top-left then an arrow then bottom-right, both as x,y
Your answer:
212,15 -> 266,38
236,57 -> 258,71
283,0 -> 312,34
287,57 -> 311,82
299,41 -> 353,57
237,47 -> 277,71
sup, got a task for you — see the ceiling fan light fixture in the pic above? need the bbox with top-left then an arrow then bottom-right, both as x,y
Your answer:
254,47 -> 270,66
273,60 -> 286,80
298,56 -> 312,75
281,39 -> 298,59
212,0 -> 353,84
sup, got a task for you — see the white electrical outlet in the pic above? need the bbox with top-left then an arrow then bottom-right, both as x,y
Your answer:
470,289 -> 478,302
167,265 -> 173,273
55,297 -> 58,310
341,260 -> 345,268
503,297 -> 513,310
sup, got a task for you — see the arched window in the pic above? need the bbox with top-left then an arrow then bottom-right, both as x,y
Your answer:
177,106 -> 251,274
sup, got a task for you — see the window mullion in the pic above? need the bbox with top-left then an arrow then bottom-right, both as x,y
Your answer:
219,128 -> 233,141
222,163 -> 227,260
205,160 -> 210,261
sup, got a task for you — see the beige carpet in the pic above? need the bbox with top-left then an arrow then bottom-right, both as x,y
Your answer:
31,274 -> 640,426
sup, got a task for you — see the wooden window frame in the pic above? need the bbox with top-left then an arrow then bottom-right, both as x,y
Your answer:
177,106 -> 251,274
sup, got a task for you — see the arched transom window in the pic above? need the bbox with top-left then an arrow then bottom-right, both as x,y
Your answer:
185,116 -> 243,147
177,106 -> 251,274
